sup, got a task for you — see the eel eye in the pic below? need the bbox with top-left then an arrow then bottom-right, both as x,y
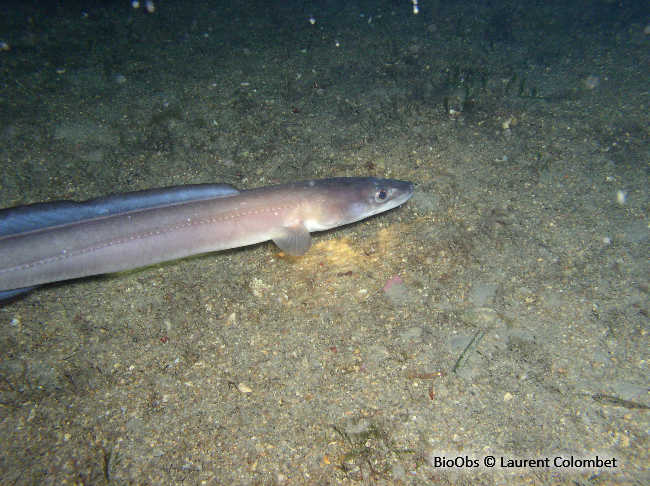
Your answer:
375,188 -> 389,202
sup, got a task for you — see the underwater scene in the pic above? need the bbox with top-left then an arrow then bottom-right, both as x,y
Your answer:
0,0 -> 649,484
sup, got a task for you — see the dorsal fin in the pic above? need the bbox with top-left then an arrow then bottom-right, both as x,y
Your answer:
0,183 -> 240,237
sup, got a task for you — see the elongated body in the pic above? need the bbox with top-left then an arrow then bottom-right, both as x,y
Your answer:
0,177 -> 413,300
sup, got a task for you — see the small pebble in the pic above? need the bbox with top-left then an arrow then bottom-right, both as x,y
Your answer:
383,275 -> 403,292
236,383 -> 252,394
584,75 -> 599,89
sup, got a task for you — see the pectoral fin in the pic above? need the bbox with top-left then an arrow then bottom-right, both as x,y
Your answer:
271,223 -> 312,255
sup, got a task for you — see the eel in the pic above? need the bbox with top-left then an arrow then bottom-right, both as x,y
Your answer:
0,177 -> 413,302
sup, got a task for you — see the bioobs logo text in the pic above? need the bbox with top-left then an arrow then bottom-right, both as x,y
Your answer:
429,453 -> 619,470
431,456 -> 480,468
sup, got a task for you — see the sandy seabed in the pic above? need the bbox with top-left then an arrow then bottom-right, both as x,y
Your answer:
1,0 -> 649,484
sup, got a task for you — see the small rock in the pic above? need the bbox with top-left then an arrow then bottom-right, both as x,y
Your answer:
399,327 -> 422,341
468,283 -> 498,306
236,383 -> 252,394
